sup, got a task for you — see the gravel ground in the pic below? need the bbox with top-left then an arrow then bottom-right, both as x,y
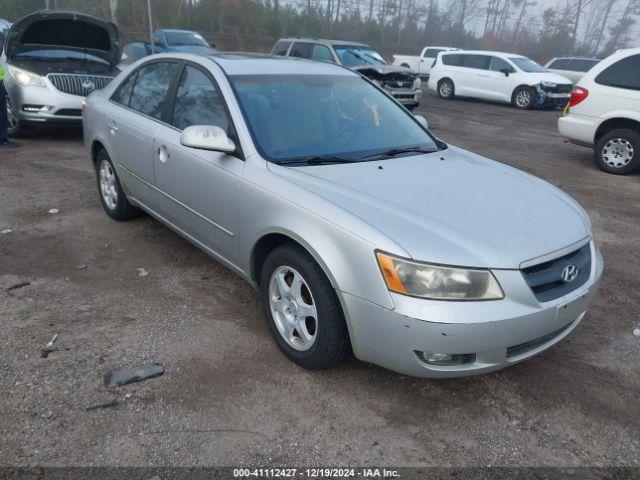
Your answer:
1,90 -> 639,469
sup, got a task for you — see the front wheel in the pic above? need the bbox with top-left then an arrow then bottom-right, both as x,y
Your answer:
6,98 -> 24,137
594,129 -> 640,175
512,86 -> 537,109
260,244 -> 351,370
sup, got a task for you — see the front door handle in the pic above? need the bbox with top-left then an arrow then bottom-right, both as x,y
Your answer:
108,122 -> 118,134
156,145 -> 170,163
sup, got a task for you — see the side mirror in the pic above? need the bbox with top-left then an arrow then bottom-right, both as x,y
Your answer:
180,125 -> 236,153
500,68 -> 512,77
414,114 -> 429,129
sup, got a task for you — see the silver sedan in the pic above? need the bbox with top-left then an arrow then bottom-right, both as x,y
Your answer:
83,53 -> 603,378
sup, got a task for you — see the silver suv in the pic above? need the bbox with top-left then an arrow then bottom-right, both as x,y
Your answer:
2,10 -> 121,136
272,38 -> 422,110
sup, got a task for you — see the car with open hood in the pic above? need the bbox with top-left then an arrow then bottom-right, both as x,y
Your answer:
1,10 -> 121,136
272,38 -> 422,109
82,53 -> 602,378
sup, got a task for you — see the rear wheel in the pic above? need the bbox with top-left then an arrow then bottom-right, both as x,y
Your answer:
512,86 -> 537,109
594,129 -> 640,175
95,149 -> 141,220
437,79 -> 455,99
259,243 -> 351,370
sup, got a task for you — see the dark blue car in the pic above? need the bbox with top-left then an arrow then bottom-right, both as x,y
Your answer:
152,29 -> 217,55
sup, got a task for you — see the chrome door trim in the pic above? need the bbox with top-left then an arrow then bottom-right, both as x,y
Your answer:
118,164 -> 235,237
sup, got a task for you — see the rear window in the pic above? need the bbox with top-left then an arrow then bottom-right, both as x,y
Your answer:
423,48 -> 444,58
273,40 -> 291,56
442,54 -> 463,66
595,54 -> 640,90
548,59 -> 570,69
569,58 -> 599,72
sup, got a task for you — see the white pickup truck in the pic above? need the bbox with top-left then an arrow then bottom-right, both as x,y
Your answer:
393,46 -> 460,78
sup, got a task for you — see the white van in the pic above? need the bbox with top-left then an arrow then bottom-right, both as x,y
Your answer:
558,48 -> 640,175
428,50 -> 573,109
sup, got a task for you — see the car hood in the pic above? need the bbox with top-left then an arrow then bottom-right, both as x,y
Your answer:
167,45 -> 218,54
5,10 -> 121,65
528,71 -> 573,85
353,64 -> 416,76
268,147 -> 590,269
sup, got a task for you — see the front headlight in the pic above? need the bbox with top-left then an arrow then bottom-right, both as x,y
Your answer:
540,81 -> 557,89
376,252 -> 504,300
8,66 -> 46,87
413,77 -> 422,89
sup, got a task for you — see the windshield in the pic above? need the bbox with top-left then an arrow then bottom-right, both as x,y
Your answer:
230,74 -> 438,164
165,31 -> 209,47
14,49 -> 109,65
333,45 -> 387,68
509,57 -> 547,73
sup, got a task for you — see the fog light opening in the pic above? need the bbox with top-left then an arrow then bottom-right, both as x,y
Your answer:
415,351 -> 476,366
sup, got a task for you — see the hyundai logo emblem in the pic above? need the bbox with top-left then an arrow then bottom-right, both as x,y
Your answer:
561,265 -> 579,283
82,80 -> 96,91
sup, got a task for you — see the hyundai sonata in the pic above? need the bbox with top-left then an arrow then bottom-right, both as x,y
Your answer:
83,53 -> 602,378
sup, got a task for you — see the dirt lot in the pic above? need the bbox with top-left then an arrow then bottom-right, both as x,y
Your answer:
1,90 -> 639,470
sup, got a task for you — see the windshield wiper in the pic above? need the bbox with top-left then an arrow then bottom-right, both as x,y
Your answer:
362,146 -> 438,160
278,155 -> 360,166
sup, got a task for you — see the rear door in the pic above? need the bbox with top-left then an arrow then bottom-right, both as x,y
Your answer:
152,63 -> 244,264
107,60 -> 180,207
458,54 -> 491,98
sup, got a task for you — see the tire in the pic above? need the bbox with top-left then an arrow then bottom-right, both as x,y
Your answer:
512,86 -> 537,109
259,243 -> 351,370
6,97 -> 25,138
437,78 -> 455,99
594,128 -> 640,175
95,149 -> 141,220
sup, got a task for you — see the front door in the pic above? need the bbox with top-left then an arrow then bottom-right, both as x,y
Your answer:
153,64 -> 244,265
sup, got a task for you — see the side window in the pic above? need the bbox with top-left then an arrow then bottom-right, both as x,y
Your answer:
171,65 -> 230,132
489,57 -> 513,72
290,42 -> 314,59
569,59 -> 599,72
112,72 -> 137,106
463,55 -> 490,70
153,32 -> 164,47
595,54 -> 640,90
312,44 -> 335,63
442,54 -> 463,66
549,59 -> 570,69
129,62 -> 179,120
423,48 -> 443,58
273,41 -> 291,56
120,42 -> 149,66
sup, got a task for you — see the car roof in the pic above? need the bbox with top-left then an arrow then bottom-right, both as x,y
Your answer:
205,52 -> 357,76
549,56 -> 600,61
157,28 -> 198,33
442,50 -> 525,58
277,37 -> 370,47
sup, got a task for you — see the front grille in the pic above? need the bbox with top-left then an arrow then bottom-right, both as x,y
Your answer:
507,322 -> 573,358
47,74 -> 114,97
546,83 -> 572,94
385,80 -> 413,89
521,243 -> 591,302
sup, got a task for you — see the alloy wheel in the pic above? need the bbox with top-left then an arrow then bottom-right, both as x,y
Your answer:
269,265 -> 318,351
439,82 -> 452,97
99,160 -> 118,210
601,138 -> 634,169
515,90 -> 532,108
6,98 -> 18,133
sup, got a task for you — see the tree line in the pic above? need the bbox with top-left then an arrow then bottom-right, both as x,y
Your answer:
1,0 -> 639,61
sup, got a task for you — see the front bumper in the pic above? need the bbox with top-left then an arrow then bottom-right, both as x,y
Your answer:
4,78 -> 84,125
386,87 -> 422,107
342,244 -> 603,378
